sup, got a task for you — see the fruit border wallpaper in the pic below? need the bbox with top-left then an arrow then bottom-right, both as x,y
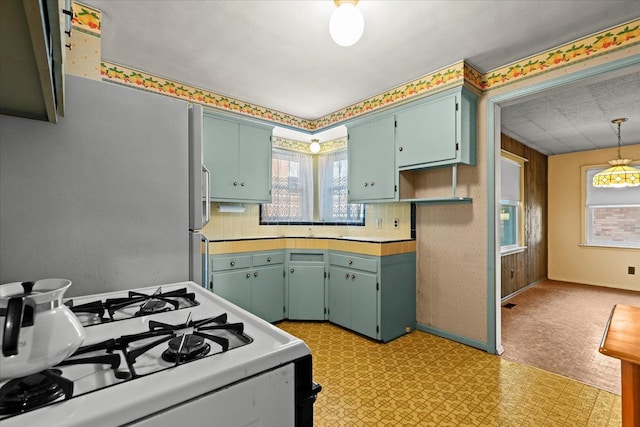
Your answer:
74,3 -> 639,133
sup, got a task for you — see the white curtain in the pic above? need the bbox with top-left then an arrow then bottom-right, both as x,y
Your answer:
318,149 -> 355,222
263,148 -> 313,222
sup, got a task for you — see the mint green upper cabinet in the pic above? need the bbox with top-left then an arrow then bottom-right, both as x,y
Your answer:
347,115 -> 397,202
396,87 -> 477,170
203,113 -> 273,203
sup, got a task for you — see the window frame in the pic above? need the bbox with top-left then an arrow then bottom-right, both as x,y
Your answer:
260,147 -> 365,226
500,151 -> 526,255
582,164 -> 640,249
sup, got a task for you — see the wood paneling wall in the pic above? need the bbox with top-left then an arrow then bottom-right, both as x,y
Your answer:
501,134 -> 548,298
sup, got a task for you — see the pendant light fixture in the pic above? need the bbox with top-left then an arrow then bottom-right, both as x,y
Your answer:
309,139 -> 321,154
593,118 -> 640,188
329,0 -> 364,47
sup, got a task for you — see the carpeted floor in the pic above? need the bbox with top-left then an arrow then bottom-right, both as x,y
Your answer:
500,280 -> 640,395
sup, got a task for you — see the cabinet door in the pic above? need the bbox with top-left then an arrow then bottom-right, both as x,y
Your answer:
288,265 -> 325,320
251,265 -> 284,323
204,116 -> 240,200
328,267 -> 352,329
350,271 -> 378,338
212,270 -> 251,312
396,95 -> 457,169
238,124 -> 272,202
348,115 -> 396,202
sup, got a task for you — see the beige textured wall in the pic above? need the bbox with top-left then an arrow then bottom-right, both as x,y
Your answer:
548,145 -> 640,291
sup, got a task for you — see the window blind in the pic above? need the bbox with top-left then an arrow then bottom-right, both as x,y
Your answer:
501,157 -> 521,202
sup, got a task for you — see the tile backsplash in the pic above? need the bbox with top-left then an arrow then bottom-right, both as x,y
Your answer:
203,202 -> 412,240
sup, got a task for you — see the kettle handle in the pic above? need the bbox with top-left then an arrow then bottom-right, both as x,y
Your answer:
2,297 -> 24,357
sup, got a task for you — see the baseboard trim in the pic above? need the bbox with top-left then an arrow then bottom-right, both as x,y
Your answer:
501,278 -> 546,303
416,323 -> 488,352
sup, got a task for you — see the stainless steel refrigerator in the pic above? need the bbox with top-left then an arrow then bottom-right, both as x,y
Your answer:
0,75 -> 209,296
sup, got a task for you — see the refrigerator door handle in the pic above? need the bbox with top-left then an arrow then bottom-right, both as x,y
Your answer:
202,233 -> 210,291
202,164 -> 211,227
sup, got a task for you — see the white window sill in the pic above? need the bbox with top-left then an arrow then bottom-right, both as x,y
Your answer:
501,246 -> 526,256
580,243 -> 640,250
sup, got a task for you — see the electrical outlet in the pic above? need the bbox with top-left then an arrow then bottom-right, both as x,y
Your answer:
393,218 -> 399,228
629,266 -> 636,275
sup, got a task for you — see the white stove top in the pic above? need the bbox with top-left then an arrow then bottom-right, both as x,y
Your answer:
1,282 -> 310,427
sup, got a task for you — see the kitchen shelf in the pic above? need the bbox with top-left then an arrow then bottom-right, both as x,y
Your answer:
403,197 -> 472,205
398,166 -> 472,205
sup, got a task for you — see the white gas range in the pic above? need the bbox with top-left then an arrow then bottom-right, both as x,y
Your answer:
0,282 -> 320,426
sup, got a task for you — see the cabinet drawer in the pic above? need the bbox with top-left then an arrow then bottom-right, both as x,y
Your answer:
329,253 -> 378,273
252,252 -> 284,267
211,255 -> 251,271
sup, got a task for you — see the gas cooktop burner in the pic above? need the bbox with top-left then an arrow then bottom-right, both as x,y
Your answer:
136,299 -> 172,316
65,287 -> 200,326
162,335 -> 211,363
0,370 -> 73,415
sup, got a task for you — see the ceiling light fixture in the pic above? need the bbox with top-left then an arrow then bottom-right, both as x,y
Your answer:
329,0 -> 364,47
593,118 -> 640,188
309,139 -> 321,154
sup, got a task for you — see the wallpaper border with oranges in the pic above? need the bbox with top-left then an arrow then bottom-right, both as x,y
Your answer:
71,3 -> 100,36
76,2 -> 639,133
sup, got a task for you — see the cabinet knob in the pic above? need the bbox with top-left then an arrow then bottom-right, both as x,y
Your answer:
267,257 -> 271,262
246,273 -> 251,279
254,271 -> 259,277
399,146 -> 403,152
345,273 -> 350,279
370,182 -> 375,186
290,268 -> 295,273
230,261 -> 235,267
348,259 -> 353,265
233,181 -> 238,186
240,182 -> 245,187
351,274 -> 356,280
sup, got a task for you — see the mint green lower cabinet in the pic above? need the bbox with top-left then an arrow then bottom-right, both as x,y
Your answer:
288,264 -> 325,320
212,270 -> 252,313
210,252 -> 284,323
378,252 -> 416,342
251,265 -> 285,323
329,266 -> 377,338
329,251 -> 416,342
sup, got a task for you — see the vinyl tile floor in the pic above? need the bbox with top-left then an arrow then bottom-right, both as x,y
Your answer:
278,321 -> 621,427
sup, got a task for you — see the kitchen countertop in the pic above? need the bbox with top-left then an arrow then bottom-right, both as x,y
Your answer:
207,236 -> 416,256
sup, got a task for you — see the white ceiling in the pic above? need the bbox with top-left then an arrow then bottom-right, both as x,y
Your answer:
85,0 -> 640,153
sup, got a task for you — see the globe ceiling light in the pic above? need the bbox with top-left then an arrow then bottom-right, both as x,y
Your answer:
329,0 -> 364,47
309,139 -> 321,154
592,118 -> 640,188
